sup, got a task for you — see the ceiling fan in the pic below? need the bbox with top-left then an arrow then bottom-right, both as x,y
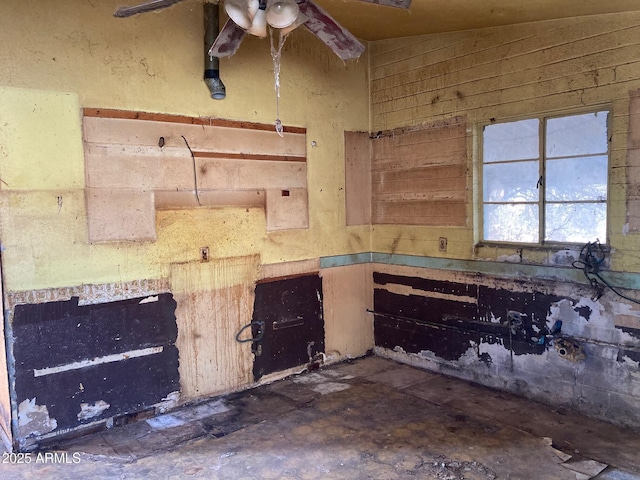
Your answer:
114,0 -> 412,61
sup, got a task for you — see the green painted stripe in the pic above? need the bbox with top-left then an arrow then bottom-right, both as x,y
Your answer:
319,252 -> 372,268
320,252 -> 640,290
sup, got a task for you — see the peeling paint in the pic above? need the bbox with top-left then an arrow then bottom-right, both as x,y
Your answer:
139,295 -> 159,304
546,249 -> 579,266
18,398 -> 57,438
497,253 -> 521,263
155,391 -> 180,414
77,400 -> 110,421
33,346 -> 164,377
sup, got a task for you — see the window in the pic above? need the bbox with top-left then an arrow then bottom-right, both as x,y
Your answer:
481,110 -> 609,244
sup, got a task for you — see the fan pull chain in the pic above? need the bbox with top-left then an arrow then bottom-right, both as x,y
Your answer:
270,29 -> 289,137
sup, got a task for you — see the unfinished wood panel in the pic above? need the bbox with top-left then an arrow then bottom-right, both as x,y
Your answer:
85,144 -> 194,190
345,131 -> 372,226
155,190 -> 266,209
196,158 -> 307,191
373,200 -> 466,226
321,264 -> 373,361
260,258 -> 320,280
171,256 -> 259,401
627,89 -> 640,232
83,112 -> 309,240
83,117 -> 306,158
83,108 -> 307,134
266,188 -> 309,231
371,117 -> 467,226
86,189 -> 156,243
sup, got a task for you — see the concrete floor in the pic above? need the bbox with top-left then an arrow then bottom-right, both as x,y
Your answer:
1,356 -> 640,479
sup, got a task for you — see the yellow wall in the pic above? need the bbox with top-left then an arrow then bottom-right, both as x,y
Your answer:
369,12 -> 640,271
0,0 -> 370,293
0,0 -> 371,440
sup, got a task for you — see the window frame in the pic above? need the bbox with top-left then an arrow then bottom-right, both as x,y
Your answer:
477,107 -> 611,248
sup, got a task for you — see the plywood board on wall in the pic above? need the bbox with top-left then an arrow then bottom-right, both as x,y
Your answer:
371,117 -> 468,226
171,255 -> 259,401
321,263 -> 373,361
266,188 -> 309,231
86,188 -> 156,243
345,131 -> 372,226
83,110 -> 309,241
627,89 -> 640,232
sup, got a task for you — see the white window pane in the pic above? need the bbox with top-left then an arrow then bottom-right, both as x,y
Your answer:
545,156 -> 608,201
545,203 -> 607,243
483,119 -> 539,163
483,161 -> 539,202
484,204 -> 539,243
546,111 -> 608,158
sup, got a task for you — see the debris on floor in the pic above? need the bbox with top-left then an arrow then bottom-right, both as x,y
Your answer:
1,356 -> 639,480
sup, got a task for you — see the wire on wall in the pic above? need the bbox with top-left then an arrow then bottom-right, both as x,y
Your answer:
572,240 -> 640,305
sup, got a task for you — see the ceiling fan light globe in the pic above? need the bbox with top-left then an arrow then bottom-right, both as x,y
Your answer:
225,0 -> 253,30
265,0 -> 299,29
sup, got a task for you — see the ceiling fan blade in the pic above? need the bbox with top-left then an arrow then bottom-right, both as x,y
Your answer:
358,0 -> 411,9
208,18 -> 247,57
298,0 -> 365,61
114,0 -> 185,18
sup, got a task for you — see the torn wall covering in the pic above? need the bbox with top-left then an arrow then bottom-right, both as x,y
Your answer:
372,263 -> 640,429
11,293 -> 180,449
366,11 -> 640,431
0,0 -> 369,450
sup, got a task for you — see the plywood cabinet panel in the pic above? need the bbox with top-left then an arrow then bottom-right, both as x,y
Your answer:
83,110 -> 309,241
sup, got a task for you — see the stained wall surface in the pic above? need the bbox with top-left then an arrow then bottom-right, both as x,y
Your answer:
368,12 -> 640,428
0,0 -> 371,448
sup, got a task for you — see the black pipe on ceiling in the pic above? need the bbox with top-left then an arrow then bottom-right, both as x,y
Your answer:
204,2 -> 226,99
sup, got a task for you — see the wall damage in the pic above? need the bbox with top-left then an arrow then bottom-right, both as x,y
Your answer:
372,264 -> 640,429
11,293 -> 180,449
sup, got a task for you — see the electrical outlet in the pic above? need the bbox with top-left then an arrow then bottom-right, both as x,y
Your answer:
200,246 -> 210,262
438,237 -> 447,252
